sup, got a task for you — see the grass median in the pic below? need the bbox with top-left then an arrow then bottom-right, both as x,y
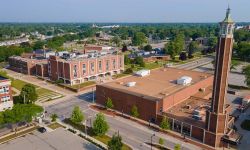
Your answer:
64,118 -> 132,150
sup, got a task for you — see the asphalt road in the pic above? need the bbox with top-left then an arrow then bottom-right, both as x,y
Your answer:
45,95 -> 201,150
175,56 -> 214,70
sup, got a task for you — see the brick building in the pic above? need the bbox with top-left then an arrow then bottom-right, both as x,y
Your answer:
96,7 -> 241,148
96,68 -> 213,121
48,53 -> 124,85
0,76 -> 13,111
9,46 -> 124,85
9,56 -> 48,76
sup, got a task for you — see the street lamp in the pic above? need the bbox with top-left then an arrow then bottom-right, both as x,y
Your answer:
150,133 -> 155,150
92,87 -> 95,103
84,116 -> 93,137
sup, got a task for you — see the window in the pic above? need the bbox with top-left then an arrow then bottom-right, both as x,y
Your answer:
106,60 -> 109,71
48,61 -> 51,74
1,96 -> 10,102
90,62 -> 95,73
73,65 -> 77,78
113,59 -> 116,69
0,86 -> 9,94
82,64 -> 86,75
120,57 -> 122,68
99,61 -> 102,71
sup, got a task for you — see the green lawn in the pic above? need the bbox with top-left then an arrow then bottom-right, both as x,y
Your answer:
11,79 -> 38,91
112,73 -> 130,79
36,88 -> 53,95
0,70 -> 60,99
68,81 -> 96,90
64,119 -> 132,150
93,135 -> 132,150
0,126 -> 38,143
48,122 -> 65,130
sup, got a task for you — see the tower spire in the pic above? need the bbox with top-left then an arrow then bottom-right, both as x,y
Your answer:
223,5 -> 234,23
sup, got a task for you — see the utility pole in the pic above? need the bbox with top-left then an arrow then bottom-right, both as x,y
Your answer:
92,87 -> 95,103
150,133 -> 155,150
23,91 -> 26,104
84,120 -> 87,138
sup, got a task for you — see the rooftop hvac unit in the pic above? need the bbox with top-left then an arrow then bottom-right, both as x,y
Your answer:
177,76 -> 192,85
134,70 -> 150,77
126,82 -> 136,87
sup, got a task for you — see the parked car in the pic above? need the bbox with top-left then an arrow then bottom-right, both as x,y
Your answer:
38,127 -> 47,133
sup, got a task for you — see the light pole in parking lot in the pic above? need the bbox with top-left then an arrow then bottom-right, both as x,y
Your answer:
150,133 -> 155,150
92,87 -> 95,103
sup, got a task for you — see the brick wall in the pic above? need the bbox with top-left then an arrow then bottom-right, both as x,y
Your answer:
96,85 -> 158,121
162,75 -> 213,111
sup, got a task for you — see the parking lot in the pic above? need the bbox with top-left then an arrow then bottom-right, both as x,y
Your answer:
0,128 -> 100,150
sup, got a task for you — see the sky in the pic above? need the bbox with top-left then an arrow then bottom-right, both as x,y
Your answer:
0,0 -> 249,23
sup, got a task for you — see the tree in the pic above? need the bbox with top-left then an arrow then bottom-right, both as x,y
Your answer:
111,36 -> 121,47
165,33 -> 185,60
174,144 -> 181,150
93,113 -> 109,136
108,133 -> 123,150
179,52 -> 187,61
130,105 -> 139,118
0,112 -> 4,125
243,65 -> 250,88
2,104 -> 43,125
134,56 -> 145,67
33,41 -> 46,50
207,37 -> 217,48
51,114 -> 58,122
144,44 -> 153,51
230,60 -> 240,71
70,106 -> 84,124
20,84 -> 38,104
234,42 -> 250,60
124,68 -> 133,74
106,97 -> 114,110
188,41 -> 199,58
160,116 -> 170,130
122,44 -> 128,52
132,32 -> 147,46
124,55 -> 130,65
159,138 -> 164,145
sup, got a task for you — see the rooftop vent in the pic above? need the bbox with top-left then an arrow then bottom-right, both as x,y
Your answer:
134,70 -> 150,77
126,82 -> 136,87
177,76 -> 192,85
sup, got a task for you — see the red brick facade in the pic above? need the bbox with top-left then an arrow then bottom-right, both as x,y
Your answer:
48,54 -> 124,85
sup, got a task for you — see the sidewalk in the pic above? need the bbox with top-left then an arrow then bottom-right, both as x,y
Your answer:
56,120 -> 108,149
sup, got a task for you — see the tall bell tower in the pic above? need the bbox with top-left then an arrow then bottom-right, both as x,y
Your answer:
205,7 -> 235,147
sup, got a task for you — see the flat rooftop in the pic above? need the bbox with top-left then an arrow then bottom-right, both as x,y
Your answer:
101,67 -> 213,100
10,56 -> 47,64
164,86 -> 234,128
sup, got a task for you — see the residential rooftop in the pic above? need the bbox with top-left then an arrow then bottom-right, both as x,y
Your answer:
100,67 -> 213,101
